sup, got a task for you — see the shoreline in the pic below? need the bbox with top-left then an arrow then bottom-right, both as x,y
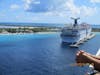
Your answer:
0,32 -> 58,35
0,32 -> 99,35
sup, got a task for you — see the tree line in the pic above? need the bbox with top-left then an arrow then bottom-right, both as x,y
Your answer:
0,27 -> 60,33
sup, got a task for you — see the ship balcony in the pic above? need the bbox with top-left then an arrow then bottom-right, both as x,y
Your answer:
60,33 -> 79,37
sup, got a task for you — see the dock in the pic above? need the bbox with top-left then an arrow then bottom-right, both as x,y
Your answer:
87,33 -> 95,40
69,33 -> 95,48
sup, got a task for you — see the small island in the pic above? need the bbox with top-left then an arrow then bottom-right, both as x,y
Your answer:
0,25 -> 61,34
0,24 -> 99,34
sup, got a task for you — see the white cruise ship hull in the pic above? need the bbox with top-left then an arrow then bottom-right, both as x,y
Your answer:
61,28 -> 91,43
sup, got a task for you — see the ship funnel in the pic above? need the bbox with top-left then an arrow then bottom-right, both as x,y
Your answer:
71,17 -> 80,27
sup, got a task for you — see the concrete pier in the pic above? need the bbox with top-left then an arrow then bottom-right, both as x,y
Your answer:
69,33 -> 95,48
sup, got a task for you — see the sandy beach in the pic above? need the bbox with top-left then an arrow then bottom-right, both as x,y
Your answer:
0,32 -> 58,35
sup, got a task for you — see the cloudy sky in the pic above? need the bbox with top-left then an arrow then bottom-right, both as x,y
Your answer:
0,0 -> 100,24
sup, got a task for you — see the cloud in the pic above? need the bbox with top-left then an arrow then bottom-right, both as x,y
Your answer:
23,0 -> 52,12
23,0 -> 97,17
80,6 -> 97,16
63,0 -> 80,16
10,4 -> 20,10
90,0 -> 100,3
63,0 -> 97,17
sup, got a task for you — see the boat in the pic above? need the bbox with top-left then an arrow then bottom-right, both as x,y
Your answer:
60,17 -> 92,44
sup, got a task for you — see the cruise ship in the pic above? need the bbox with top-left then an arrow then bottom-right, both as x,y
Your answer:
60,18 -> 92,44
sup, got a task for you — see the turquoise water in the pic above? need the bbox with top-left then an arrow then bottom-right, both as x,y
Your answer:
0,32 -> 100,75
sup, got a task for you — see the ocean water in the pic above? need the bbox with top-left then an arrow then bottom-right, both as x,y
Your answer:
0,32 -> 100,75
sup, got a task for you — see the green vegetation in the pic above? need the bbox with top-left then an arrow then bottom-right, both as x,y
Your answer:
0,26 -> 61,33
0,28 -> 3,33
31,28 -> 48,32
0,26 -> 99,34
5,28 -> 17,33
92,28 -> 100,32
